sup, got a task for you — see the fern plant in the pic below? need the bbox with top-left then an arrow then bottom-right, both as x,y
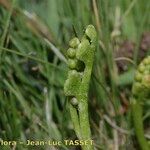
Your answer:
64,25 -> 97,150
131,56 -> 150,150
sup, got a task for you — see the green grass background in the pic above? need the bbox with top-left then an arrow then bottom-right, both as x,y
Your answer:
0,0 -> 149,149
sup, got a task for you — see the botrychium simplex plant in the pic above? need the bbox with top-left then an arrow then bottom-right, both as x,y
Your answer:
131,56 -> 150,150
64,25 -> 97,150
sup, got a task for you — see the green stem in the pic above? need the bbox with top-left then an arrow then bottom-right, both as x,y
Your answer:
131,98 -> 149,150
78,97 -> 93,150
69,102 -> 81,139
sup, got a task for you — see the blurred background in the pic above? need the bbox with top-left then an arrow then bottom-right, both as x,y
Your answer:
0,0 -> 149,149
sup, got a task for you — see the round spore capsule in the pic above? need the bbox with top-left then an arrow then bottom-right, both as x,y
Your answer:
69,37 -> 80,48
67,48 -> 76,58
71,97 -> 78,106
68,59 -> 77,69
